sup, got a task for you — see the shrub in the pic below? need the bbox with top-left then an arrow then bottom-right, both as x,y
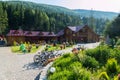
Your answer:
48,65 -> 90,80
116,39 -> 120,45
99,72 -> 110,80
113,75 -> 118,80
110,49 -> 120,64
13,41 -> 18,46
106,58 -> 118,75
62,53 -> 71,58
53,54 -> 73,70
113,74 -> 120,80
48,69 -> 72,80
85,45 -> 111,66
81,55 -> 99,69
48,53 -> 91,80
117,74 -> 120,80
72,67 -> 91,80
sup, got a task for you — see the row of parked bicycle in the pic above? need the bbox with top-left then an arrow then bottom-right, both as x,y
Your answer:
33,50 -> 63,66
33,44 -> 86,66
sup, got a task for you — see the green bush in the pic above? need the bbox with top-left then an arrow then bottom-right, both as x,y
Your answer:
81,55 -> 99,69
53,54 -> 73,70
62,53 -> 71,58
72,67 -> 91,80
110,49 -> 120,64
13,41 -> 19,46
48,69 -> 72,80
85,45 -> 111,66
48,64 -> 90,80
48,53 -> 91,80
106,58 -> 118,75
99,72 -> 110,80
116,39 -> 120,45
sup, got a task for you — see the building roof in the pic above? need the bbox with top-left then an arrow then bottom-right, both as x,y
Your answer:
57,30 -> 64,36
67,25 -> 84,32
39,32 -> 56,37
7,30 -> 24,36
7,30 -> 56,37
56,25 -> 86,37
24,31 -> 39,36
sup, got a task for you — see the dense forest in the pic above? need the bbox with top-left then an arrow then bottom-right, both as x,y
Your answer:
0,1 -> 115,35
105,14 -> 120,37
74,9 -> 118,19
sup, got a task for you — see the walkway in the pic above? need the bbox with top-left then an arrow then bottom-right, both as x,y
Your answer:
0,45 -> 45,80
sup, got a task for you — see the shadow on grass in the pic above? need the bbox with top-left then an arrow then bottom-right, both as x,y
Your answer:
23,62 -> 43,70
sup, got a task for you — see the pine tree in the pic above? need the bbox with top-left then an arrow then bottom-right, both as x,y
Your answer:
0,3 -> 8,34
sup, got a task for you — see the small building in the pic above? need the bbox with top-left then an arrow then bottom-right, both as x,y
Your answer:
7,30 -> 57,45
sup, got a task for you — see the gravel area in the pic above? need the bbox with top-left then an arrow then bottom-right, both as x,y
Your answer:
0,46 -> 44,80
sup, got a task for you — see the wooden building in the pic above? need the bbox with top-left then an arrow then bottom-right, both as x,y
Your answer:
7,25 -> 99,45
57,25 -> 99,43
7,30 -> 57,45
7,30 -> 25,45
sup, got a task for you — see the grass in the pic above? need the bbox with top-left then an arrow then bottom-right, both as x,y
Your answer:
47,46 -> 60,51
11,45 -> 41,54
45,44 -> 61,51
45,44 -> 73,51
11,46 -> 20,52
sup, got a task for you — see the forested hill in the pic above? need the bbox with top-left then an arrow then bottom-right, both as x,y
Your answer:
0,1 -> 82,34
6,1 -> 79,15
74,9 -> 118,20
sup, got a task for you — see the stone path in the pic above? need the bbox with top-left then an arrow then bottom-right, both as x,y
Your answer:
0,46 -> 45,80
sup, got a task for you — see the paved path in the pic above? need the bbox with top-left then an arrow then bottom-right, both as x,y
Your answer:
0,46 -> 45,80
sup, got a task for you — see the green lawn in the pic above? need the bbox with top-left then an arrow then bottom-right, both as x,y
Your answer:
44,44 -> 73,51
47,45 -> 60,51
11,45 -> 41,54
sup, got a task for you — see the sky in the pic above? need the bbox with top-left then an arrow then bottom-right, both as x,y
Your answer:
4,0 -> 120,12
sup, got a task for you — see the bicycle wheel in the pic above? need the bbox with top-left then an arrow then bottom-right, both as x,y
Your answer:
33,55 -> 40,64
